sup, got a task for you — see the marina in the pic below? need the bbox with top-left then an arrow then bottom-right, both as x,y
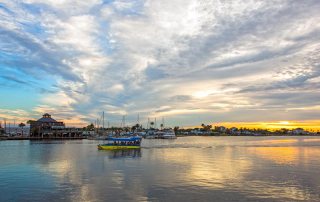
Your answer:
1,1 -> 319,201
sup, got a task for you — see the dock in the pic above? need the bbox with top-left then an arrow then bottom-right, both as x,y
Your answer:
0,136 -> 86,140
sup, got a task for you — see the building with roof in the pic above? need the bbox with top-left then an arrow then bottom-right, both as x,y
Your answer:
29,113 -> 84,138
29,113 -> 65,137
292,128 -> 308,135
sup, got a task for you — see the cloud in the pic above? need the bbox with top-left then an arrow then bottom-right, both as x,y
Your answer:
0,75 -> 31,85
0,0 -> 320,126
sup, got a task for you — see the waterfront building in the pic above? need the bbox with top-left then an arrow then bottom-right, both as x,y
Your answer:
215,126 -> 227,133
29,113 -> 82,138
230,127 -> 239,135
292,128 -> 307,135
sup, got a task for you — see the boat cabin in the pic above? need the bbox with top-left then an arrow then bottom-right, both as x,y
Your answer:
98,136 -> 142,150
108,137 -> 141,146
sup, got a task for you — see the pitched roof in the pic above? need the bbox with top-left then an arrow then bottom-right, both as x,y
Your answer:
37,113 -> 57,123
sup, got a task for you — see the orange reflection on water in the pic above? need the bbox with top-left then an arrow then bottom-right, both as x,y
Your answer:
249,147 -> 299,165
256,138 -> 299,145
157,147 -> 252,188
299,138 -> 320,143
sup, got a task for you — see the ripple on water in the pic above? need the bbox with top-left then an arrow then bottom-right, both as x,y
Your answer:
0,137 -> 319,201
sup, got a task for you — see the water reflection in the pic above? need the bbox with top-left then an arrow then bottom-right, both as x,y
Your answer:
153,147 -> 251,189
100,149 -> 142,159
249,146 -> 320,166
249,147 -> 300,165
0,137 -> 320,201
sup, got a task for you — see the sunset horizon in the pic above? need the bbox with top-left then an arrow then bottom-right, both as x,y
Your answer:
2,114 -> 320,131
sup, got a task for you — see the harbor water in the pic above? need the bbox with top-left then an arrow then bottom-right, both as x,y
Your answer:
0,136 -> 320,201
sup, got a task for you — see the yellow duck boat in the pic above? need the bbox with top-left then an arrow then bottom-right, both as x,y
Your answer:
97,136 -> 142,150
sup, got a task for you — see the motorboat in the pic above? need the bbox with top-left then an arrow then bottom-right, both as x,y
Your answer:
162,130 -> 177,139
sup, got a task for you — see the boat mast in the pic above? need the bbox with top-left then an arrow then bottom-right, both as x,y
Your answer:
102,111 -> 105,130
96,118 -> 99,134
4,118 -> 6,134
161,117 -> 164,130
14,119 -> 16,135
121,115 -> 126,128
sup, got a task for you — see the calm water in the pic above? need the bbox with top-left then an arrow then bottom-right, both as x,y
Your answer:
0,136 -> 320,202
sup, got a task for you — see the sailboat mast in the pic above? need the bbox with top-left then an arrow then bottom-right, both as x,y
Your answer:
124,115 -> 126,127
4,118 -> 6,134
102,111 -> 104,130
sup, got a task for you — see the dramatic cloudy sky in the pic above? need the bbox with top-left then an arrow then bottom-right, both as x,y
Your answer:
0,0 -> 319,127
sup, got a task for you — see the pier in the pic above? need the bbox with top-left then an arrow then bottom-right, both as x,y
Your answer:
0,136 -> 86,140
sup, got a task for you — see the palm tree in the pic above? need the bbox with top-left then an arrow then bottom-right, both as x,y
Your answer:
131,124 -> 140,132
201,124 -> 212,131
86,123 -> 95,131
150,121 -> 154,129
19,123 -> 26,136
27,120 -> 35,124
174,126 -> 179,135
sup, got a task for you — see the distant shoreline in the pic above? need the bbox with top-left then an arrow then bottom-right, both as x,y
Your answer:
176,134 -> 320,137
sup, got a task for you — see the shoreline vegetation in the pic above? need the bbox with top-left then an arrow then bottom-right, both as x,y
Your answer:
175,124 -> 320,136
176,134 -> 320,137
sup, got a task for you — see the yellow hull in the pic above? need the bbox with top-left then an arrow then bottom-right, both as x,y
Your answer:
98,145 -> 141,150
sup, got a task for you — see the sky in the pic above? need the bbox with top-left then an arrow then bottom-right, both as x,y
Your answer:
0,0 -> 319,129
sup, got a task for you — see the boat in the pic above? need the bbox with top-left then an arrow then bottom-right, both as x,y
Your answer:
162,130 -> 177,139
144,129 -> 177,139
97,136 -> 142,150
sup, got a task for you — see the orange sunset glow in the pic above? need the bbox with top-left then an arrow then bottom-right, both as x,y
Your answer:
211,121 -> 320,131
